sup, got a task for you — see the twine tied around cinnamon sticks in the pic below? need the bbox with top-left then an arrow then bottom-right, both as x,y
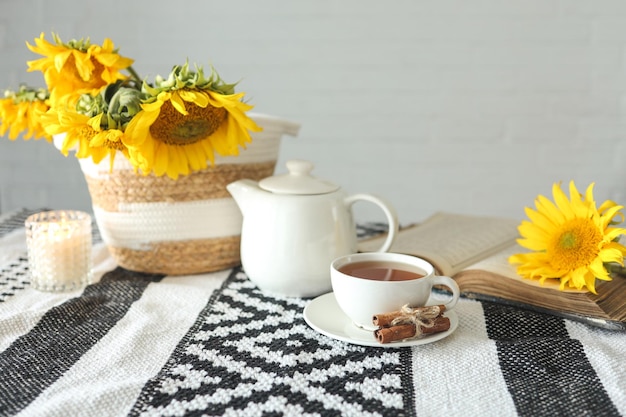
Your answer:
373,304 -> 451,344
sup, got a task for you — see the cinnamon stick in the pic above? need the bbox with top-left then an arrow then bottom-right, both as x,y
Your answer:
372,304 -> 446,328
374,316 -> 451,344
375,324 -> 416,344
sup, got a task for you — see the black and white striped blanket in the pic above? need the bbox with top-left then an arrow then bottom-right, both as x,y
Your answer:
0,209 -> 624,417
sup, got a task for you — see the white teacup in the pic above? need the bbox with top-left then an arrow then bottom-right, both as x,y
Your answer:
330,252 -> 460,330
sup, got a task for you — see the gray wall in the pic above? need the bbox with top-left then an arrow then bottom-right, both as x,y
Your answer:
2,0 -> 626,224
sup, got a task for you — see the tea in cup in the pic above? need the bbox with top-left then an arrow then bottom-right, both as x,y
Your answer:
330,252 -> 460,330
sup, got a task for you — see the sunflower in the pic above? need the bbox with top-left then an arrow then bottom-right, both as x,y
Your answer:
0,86 -> 51,141
124,63 -> 261,179
509,181 -> 626,293
43,81 -> 145,169
42,105 -> 129,168
26,32 -> 135,107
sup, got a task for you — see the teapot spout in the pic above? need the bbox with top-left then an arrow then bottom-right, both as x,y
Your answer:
227,179 -> 265,216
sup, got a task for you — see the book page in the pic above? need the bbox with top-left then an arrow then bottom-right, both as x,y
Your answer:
358,212 -> 521,275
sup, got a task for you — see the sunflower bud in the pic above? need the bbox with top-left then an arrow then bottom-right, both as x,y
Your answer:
107,86 -> 145,128
76,93 -> 105,117
4,85 -> 49,103
145,61 -> 237,99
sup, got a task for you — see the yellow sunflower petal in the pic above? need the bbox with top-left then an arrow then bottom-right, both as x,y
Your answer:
169,92 -> 188,115
72,50 -> 96,81
598,244 -> 626,264
604,227 -> 626,242
588,257 -> 609,279
584,183 -> 597,207
523,206 -> 556,233
535,194 -> 565,224
599,205 -> 624,229
124,109 -> 160,146
598,199 -> 622,221
184,144 -> 205,171
553,182 -> 576,220
153,142 -> 169,177
582,270 -> 598,294
179,90 -> 209,108
518,219 -> 550,241
53,50 -> 72,74
199,138 -> 216,166
172,146 -> 190,177
141,97 -> 167,113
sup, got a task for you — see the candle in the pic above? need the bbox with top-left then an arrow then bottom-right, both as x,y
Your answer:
25,210 -> 93,292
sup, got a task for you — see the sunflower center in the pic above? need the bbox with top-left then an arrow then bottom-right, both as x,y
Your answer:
148,100 -> 227,146
102,138 -> 125,151
548,218 -> 602,270
79,126 -> 96,141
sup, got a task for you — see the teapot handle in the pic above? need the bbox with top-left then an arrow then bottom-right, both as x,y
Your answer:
344,194 -> 399,252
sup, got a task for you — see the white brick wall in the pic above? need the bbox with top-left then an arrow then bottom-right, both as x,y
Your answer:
1,0 -> 626,225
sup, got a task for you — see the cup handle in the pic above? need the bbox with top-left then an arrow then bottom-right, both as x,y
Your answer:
345,193 -> 399,252
431,275 -> 460,311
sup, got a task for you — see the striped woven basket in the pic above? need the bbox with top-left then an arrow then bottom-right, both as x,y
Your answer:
78,113 -> 300,275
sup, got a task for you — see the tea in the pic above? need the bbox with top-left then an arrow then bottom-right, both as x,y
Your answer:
339,261 -> 425,281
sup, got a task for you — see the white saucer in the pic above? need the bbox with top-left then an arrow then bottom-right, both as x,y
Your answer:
303,292 -> 458,348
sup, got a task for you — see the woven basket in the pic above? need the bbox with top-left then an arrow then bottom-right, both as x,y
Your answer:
77,113 -> 300,275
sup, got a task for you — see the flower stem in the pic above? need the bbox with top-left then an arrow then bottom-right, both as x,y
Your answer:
126,65 -> 143,85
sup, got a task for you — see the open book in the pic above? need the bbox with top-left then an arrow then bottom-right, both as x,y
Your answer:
358,212 -> 626,331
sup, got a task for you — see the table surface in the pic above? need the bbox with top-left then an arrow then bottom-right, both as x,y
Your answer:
0,209 -> 625,417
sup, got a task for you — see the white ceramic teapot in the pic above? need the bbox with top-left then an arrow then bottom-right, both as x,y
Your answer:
227,159 -> 399,297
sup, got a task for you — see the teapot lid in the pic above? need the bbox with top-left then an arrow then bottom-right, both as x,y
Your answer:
259,159 -> 339,195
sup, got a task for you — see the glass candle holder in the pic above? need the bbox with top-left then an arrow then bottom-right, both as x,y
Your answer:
25,210 -> 93,292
